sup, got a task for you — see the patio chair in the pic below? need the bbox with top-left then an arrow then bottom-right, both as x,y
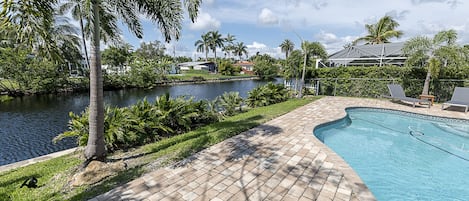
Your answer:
385,84 -> 430,108
442,87 -> 469,113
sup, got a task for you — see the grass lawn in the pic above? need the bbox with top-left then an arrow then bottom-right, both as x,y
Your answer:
0,96 -> 321,201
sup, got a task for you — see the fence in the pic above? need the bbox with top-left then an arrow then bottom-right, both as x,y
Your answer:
306,78 -> 469,102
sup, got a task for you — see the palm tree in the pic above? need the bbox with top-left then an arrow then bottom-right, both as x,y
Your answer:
84,0 -> 201,162
223,33 -> 236,58
402,30 -> 458,95
59,0 -> 90,68
207,30 -> 224,70
353,15 -> 403,45
233,42 -> 248,61
1,1 -> 82,63
298,41 -> 327,97
279,39 -> 294,59
195,33 -> 210,61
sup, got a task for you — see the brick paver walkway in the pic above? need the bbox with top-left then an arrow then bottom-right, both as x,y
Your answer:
92,97 -> 468,201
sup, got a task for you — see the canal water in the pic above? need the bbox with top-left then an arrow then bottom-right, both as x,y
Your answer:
0,79 -> 281,166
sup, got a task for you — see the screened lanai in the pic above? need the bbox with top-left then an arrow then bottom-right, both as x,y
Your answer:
319,42 -> 407,68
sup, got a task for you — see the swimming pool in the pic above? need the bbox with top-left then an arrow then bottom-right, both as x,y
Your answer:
314,108 -> 469,201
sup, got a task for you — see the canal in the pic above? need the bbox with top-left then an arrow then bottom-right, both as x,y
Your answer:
0,79 -> 281,166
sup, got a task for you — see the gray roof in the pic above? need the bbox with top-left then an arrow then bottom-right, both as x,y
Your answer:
177,61 -> 214,67
327,42 -> 407,66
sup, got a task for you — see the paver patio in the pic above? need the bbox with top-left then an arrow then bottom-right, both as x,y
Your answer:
92,96 -> 468,201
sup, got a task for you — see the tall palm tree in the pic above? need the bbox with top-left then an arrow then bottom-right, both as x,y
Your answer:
279,39 -> 294,59
402,30 -> 457,95
233,42 -> 248,61
207,30 -> 224,71
298,41 -> 327,97
59,0 -> 90,68
223,33 -> 236,58
194,32 -> 210,61
84,0 -> 201,162
353,15 -> 403,45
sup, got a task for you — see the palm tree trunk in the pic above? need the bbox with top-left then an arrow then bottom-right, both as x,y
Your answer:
298,53 -> 307,98
85,0 -> 106,162
421,71 -> 431,95
205,47 -> 208,61
214,49 -> 217,73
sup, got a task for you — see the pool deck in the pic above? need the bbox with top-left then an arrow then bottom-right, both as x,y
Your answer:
88,97 -> 468,201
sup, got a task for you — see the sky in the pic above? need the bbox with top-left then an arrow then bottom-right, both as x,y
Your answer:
118,0 -> 469,60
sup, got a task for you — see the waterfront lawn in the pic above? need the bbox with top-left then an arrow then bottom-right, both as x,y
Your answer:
0,96 -> 321,201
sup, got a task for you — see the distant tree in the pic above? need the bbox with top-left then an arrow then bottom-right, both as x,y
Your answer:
134,40 -> 166,62
403,29 -> 458,95
353,15 -> 403,45
102,44 -> 133,74
233,42 -> 248,61
218,60 -> 235,75
195,33 -> 210,61
253,54 -> 279,80
208,30 -> 224,70
280,39 -> 294,59
284,50 -> 303,93
298,41 -> 327,97
223,33 -> 236,59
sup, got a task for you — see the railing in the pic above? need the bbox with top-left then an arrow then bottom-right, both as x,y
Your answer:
306,78 -> 469,102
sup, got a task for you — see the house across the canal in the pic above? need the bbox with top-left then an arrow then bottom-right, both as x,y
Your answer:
178,61 -> 216,72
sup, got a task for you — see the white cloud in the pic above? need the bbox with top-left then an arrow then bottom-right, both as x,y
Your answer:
245,42 -> 284,58
247,41 -> 268,49
314,31 -> 358,53
315,31 -> 340,45
189,12 -> 221,31
258,8 -> 279,25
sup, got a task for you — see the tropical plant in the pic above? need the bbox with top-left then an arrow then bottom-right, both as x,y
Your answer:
353,15 -> 403,45
253,55 -> 279,80
216,91 -> 244,116
233,42 -> 248,61
195,32 -> 210,61
1,1 -> 82,62
207,30 -> 224,71
82,0 -> 201,162
54,94 -> 221,153
247,83 -> 289,107
101,44 -> 133,74
153,93 -> 199,134
298,41 -> 327,97
284,50 -> 303,93
223,33 -> 236,59
402,30 -> 458,95
134,40 -> 166,62
218,60 -> 235,75
280,39 -> 294,59
58,0 -> 90,68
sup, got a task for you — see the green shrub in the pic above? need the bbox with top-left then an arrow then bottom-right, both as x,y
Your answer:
54,93 -> 222,152
215,91 -> 244,116
247,82 -> 290,107
312,66 -> 469,101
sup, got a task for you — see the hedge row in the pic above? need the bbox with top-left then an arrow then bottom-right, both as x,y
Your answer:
309,66 -> 469,102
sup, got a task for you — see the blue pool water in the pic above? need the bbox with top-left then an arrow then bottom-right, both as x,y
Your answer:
314,108 -> 469,201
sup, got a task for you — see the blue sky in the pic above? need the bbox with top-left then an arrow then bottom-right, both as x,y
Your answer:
119,0 -> 469,59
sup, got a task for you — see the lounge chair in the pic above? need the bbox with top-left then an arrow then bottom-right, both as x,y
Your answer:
442,87 -> 469,113
385,84 -> 430,108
